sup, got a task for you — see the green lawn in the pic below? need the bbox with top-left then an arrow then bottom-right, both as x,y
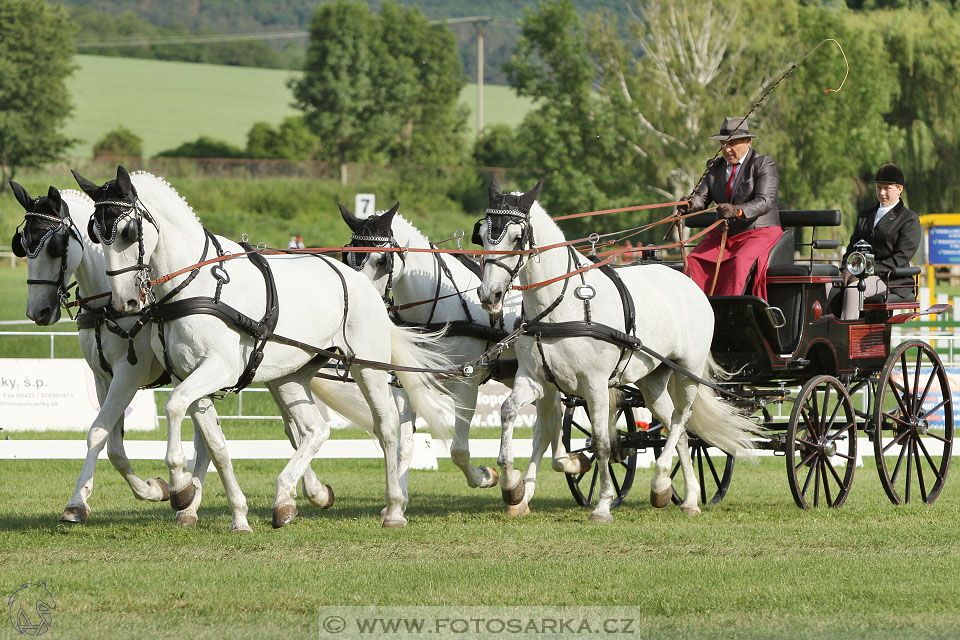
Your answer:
65,55 -> 535,158
0,457 -> 958,639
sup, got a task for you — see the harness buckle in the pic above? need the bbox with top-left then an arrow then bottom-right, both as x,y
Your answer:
575,284 -> 596,300
588,233 -> 600,256
241,233 -> 249,243
454,228 -> 464,251
212,265 -> 231,285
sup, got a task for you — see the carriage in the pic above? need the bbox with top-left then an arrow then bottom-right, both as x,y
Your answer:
561,209 -> 955,509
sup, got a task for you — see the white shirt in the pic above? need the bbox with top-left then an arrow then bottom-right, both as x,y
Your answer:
726,148 -> 751,180
874,200 -> 899,228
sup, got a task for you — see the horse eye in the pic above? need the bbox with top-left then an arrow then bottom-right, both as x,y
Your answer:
121,219 -> 140,243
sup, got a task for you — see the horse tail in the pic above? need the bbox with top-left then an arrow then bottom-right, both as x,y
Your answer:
388,323 -> 455,442
686,354 -> 758,462
309,377 -> 374,431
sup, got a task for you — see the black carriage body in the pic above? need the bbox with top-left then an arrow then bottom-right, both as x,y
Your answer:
693,210 -> 894,383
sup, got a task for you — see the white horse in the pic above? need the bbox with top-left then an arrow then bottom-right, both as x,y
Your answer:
9,181 -> 356,526
339,202 -> 590,515
72,166 -> 454,530
476,177 -> 756,522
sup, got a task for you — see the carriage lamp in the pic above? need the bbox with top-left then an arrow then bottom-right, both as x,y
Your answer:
846,240 -> 874,277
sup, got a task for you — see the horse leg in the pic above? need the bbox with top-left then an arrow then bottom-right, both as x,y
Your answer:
270,372 -> 333,528
498,372 -> 544,507
172,420 -> 211,527
546,390 -> 591,474
509,392 -> 563,516
670,376 -> 702,516
447,380 -> 497,489
583,386 -> 615,523
638,368 -> 681,508
105,415 -> 170,502
273,389 -> 334,510
352,366 -> 405,527
165,360 -> 251,532
391,386 -> 414,513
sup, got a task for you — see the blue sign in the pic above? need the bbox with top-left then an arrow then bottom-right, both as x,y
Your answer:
929,226 -> 960,264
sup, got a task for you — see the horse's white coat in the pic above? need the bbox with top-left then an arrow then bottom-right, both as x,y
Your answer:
90,170 -> 453,529
348,212 -> 588,511
477,197 -> 756,522
19,189 -> 336,524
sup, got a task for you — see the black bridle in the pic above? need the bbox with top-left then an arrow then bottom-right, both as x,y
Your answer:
342,232 -> 405,303
473,207 -> 535,284
92,195 -> 160,301
13,209 -> 83,307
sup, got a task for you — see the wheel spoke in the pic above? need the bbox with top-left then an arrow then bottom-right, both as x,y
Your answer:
704,447 -> 723,487
821,383 -> 833,425
824,456 -> 845,486
913,439 -> 928,502
905,436 -> 914,502
800,407 -> 818,440
882,427 -> 911,453
795,437 -> 819,449
587,466 -> 598,505
886,376 -> 911,420
909,348 -> 924,415
696,446 -> 706,504
926,431 -> 951,444
795,448 -> 818,472
889,440 -> 909,486
821,461 -> 834,505
824,391 -> 844,434
916,437 -> 944,481
919,397 -> 950,419
801,458 -> 817,496
813,459 -> 822,507
571,419 -> 591,438
609,464 -> 622,497
915,368 -> 938,417
899,350 -> 911,400
811,391 -> 821,438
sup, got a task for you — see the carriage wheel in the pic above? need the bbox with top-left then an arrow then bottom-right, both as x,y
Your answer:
652,434 -> 735,506
561,403 -> 637,508
873,340 -> 953,504
786,375 -> 857,509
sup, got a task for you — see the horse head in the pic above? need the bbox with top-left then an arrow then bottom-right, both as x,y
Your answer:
476,177 -> 543,314
10,181 -> 84,325
339,201 -> 401,300
72,165 -> 159,313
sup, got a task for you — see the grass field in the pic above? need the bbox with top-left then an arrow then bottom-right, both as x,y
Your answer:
66,55 -> 536,158
1,457 -> 959,639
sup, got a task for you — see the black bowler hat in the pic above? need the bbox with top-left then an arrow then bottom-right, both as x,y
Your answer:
871,163 -> 905,186
709,116 -> 758,141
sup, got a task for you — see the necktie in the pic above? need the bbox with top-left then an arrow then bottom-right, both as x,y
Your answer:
726,163 -> 739,200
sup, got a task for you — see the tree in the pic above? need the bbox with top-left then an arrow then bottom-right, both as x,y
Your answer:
154,136 -> 245,159
291,1 -> 467,181
0,0 -> 76,187
92,126 -> 144,159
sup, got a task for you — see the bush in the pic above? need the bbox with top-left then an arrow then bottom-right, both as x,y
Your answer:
154,136 -> 246,159
92,127 -> 143,159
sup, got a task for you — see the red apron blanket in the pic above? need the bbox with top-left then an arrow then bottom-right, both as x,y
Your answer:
685,226 -> 783,299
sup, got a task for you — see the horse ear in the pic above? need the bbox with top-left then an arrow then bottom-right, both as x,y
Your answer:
116,165 -> 137,198
71,170 -> 100,199
338,203 -> 362,231
47,186 -> 65,215
382,202 -> 400,223
488,176 -> 501,207
519,178 -> 544,212
9,181 -> 32,210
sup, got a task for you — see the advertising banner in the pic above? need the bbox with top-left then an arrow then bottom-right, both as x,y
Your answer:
0,358 -> 157,431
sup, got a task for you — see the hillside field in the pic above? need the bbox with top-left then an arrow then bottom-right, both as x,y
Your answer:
65,55 -> 536,158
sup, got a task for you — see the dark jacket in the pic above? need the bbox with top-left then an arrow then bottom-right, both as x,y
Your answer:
842,200 -> 921,289
688,148 -> 780,236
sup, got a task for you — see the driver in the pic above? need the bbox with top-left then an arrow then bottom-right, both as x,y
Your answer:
839,163 -> 921,320
680,117 -> 782,298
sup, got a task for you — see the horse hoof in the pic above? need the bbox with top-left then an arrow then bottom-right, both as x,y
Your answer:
231,524 -> 253,534
680,505 -> 701,517
479,466 -> 499,488
170,482 -> 197,511
175,512 -> 198,527
569,453 -> 592,474
382,516 -> 407,529
152,477 -> 170,502
501,480 -> 525,506
650,488 -> 672,509
588,512 -> 614,523
59,506 -> 89,524
506,502 -> 530,517
319,484 -> 334,509
272,504 -> 298,529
